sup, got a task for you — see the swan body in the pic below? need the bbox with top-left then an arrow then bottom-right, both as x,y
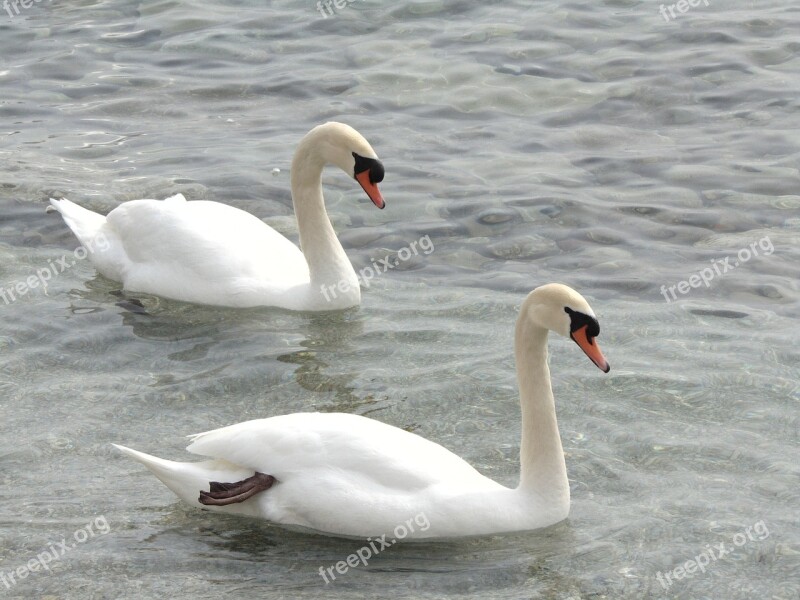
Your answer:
115,284 -> 610,539
49,122 -> 386,311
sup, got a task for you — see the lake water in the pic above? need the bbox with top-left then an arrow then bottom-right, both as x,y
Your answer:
0,0 -> 798,598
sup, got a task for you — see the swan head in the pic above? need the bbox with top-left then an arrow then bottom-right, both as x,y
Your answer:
523,283 -> 610,373
306,122 -> 385,209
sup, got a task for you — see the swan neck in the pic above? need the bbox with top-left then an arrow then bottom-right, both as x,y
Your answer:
515,314 -> 568,495
290,144 -> 358,298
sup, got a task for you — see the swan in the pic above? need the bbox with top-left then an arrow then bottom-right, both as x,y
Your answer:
49,122 -> 385,310
114,283 -> 610,539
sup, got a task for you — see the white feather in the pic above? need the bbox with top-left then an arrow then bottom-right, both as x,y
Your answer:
49,123 -> 384,310
115,285 -> 611,539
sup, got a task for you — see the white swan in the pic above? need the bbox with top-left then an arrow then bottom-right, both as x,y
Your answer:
49,122 -> 385,310
114,283 -> 610,539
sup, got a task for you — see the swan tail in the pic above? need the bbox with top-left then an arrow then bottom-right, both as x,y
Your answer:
49,198 -> 127,280
49,198 -> 106,246
112,444 -> 255,510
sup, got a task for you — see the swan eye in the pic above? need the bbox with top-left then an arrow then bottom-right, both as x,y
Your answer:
564,307 -> 600,339
352,152 -> 384,184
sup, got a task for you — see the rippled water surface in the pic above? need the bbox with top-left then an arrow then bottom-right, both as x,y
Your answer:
1,1 -> 798,598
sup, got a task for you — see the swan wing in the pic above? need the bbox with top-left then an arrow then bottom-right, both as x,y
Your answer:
105,196 -> 309,303
186,412 -> 488,493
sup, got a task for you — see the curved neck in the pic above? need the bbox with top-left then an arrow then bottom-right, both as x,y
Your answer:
514,313 -> 569,497
290,142 -> 359,302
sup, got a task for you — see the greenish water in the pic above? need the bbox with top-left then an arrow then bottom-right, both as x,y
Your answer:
0,1 -> 798,598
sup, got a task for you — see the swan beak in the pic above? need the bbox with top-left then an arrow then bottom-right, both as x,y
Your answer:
571,325 -> 610,373
356,170 -> 385,209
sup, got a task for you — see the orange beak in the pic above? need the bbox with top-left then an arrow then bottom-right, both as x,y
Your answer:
356,170 -> 385,209
571,325 -> 610,373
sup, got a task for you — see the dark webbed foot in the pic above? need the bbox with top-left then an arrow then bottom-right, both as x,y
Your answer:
115,299 -> 148,315
198,472 -> 275,506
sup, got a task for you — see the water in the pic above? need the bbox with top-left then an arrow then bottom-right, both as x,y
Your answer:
1,0 -> 798,598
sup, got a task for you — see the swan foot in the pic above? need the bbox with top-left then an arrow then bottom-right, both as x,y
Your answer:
115,299 -> 148,315
198,472 -> 275,506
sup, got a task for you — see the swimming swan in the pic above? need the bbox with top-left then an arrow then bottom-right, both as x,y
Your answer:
49,122 -> 385,310
114,283 -> 610,539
